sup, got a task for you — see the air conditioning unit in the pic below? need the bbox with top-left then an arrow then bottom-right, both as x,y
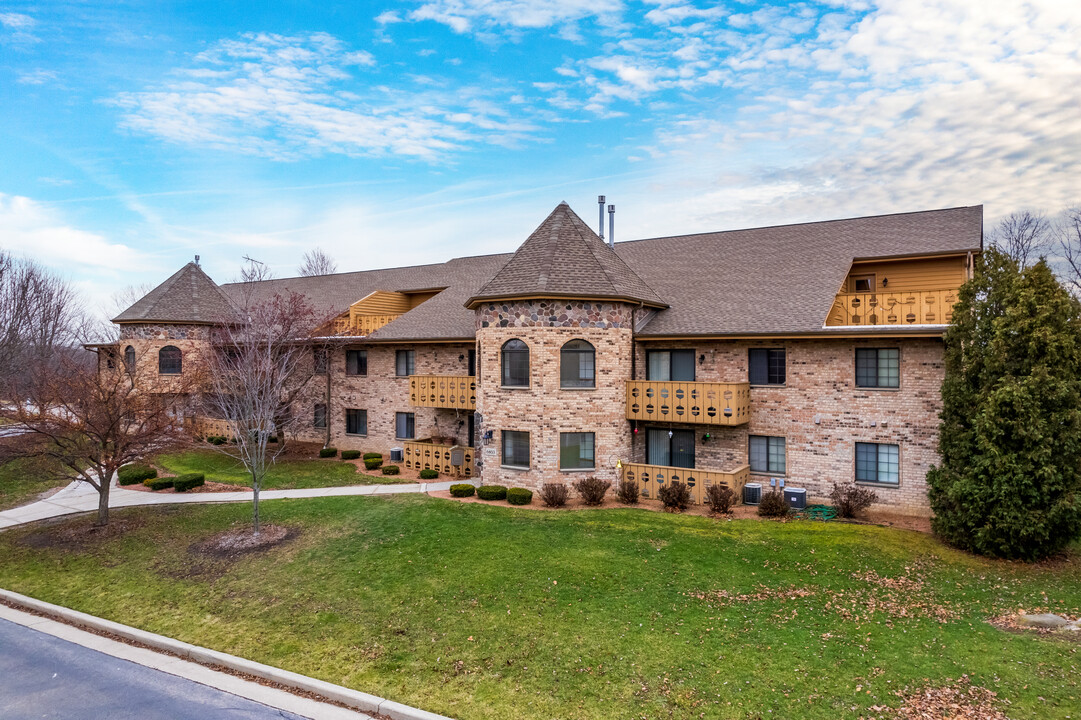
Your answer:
390,447 -> 404,463
743,483 -> 762,505
784,487 -> 807,510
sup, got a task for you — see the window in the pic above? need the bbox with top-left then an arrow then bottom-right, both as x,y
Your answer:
345,408 -> 367,435
104,350 -> 116,369
856,348 -> 900,388
346,349 -> 367,376
850,274 -> 876,293
647,349 -> 695,381
395,350 -> 415,377
560,340 -> 595,388
501,339 -> 529,387
124,345 -> 135,373
314,348 -> 328,374
856,442 -> 899,485
313,403 -> 327,429
749,435 -> 786,474
646,428 -> 695,469
158,346 -> 182,374
749,348 -> 786,385
560,432 -> 595,470
502,430 -> 530,468
395,412 -> 415,439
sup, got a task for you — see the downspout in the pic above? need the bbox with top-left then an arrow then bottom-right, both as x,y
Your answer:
325,349 -> 332,447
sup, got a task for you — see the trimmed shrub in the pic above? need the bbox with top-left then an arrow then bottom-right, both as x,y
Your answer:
419,468 -> 439,480
706,484 -> 736,515
207,435 -> 227,446
267,435 -> 278,443
319,447 -> 337,458
144,477 -> 174,491
477,484 -> 508,501
616,477 -> 640,504
341,450 -> 361,460
362,452 -> 382,461
757,489 -> 789,517
173,473 -> 205,492
118,464 -> 156,486
658,481 -> 691,512
830,483 -> 878,519
450,483 -> 475,497
364,457 -> 383,470
573,476 -> 611,506
539,482 -> 569,508
507,487 -> 533,505
381,465 -> 400,476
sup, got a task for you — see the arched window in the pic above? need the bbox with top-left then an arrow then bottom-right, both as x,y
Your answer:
159,346 -> 182,374
124,345 -> 135,373
560,339 -> 595,388
501,339 -> 529,387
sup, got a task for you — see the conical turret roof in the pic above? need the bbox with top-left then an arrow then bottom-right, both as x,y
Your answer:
465,202 -> 666,308
113,261 -> 237,324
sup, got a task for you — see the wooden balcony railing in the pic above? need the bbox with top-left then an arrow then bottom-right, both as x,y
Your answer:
626,380 -> 750,426
409,375 -> 476,411
826,289 -> 959,327
621,462 -> 750,505
186,416 -> 238,439
331,314 -> 401,336
403,440 -> 475,478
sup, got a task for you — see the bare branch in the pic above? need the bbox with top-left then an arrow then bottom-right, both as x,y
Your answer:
297,247 -> 337,277
1057,207 -> 1081,296
988,210 -> 1052,267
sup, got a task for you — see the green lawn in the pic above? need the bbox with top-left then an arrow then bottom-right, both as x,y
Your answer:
0,497 -> 1078,719
0,454 -> 67,511
153,449 -> 409,489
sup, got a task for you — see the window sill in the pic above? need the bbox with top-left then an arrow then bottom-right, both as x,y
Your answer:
345,433 -> 367,437
560,467 -> 596,473
749,471 -> 786,477
854,386 -> 900,392
855,480 -> 900,489
749,384 -> 786,389
560,386 -> 596,391
500,464 -> 530,471
499,385 -> 531,390
344,374 -> 368,378
395,437 -> 415,441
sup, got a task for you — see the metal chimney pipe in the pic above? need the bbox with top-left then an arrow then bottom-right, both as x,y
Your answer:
608,204 -> 615,247
598,195 -> 606,240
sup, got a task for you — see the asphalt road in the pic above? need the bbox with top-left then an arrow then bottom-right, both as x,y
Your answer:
0,618 -> 310,719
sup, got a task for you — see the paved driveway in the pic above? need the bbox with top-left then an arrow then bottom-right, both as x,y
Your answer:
0,618 -> 309,719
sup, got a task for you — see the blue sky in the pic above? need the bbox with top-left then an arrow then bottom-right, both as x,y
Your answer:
1,1 -> 1079,316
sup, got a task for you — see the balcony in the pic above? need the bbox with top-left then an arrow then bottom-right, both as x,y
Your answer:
409,374 -> 476,411
403,440 -> 476,478
826,289 -> 958,327
625,380 -> 750,426
332,313 -> 401,336
621,462 -> 750,505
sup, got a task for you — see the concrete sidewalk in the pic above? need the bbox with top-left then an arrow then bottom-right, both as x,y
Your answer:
0,476 -> 468,530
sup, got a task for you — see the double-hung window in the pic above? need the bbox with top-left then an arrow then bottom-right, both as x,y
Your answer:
856,442 -> 899,485
395,412 -> 415,439
749,348 -> 786,385
313,403 -> 327,429
856,348 -> 899,388
501,340 -> 529,387
560,340 -> 595,388
749,435 -> 786,475
502,430 -> 530,468
646,349 -> 695,381
345,409 -> 367,435
313,348 -> 328,374
346,349 -> 367,376
395,350 -> 415,377
559,432 -> 595,470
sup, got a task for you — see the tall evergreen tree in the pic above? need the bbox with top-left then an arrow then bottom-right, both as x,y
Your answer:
928,248 -> 1081,559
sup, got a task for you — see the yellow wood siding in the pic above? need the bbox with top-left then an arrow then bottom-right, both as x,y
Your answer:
827,289 -> 959,326
621,462 -> 749,505
403,440 -> 475,477
625,380 -> 750,426
409,374 -> 476,410
845,256 -> 968,293
407,291 -> 439,309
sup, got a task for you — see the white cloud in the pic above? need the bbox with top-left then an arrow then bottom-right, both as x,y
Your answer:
0,12 -> 34,29
112,32 -> 539,161
0,194 -> 150,272
0,11 -> 38,44
16,69 -> 57,84
407,0 -> 624,33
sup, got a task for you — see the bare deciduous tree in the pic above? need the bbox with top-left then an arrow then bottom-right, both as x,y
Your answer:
988,210 -> 1052,267
202,279 -> 328,534
1057,207 -> 1081,297
297,247 -> 337,277
1,346 -> 193,526
0,251 -> 87,387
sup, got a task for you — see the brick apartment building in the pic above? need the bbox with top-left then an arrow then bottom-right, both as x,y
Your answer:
107,202 -> 983,515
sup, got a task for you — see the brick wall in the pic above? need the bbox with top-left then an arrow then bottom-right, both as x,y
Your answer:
631,338 -> 944,514
474,300 -> 634,491
113,323 -> 209,397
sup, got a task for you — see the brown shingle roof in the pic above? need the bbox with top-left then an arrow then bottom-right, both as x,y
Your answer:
113,262 -> 238,324
465,202 -> 667,308
618,205 -> 983,336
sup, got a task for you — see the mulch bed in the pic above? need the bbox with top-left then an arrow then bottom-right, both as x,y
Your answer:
988,612 -> 1081,641
188,525 -> 297,559
124,479 -> 246,494
19,515 -> 148,551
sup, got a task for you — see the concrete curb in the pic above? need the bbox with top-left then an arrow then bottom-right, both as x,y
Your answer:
0,588 -> 454,720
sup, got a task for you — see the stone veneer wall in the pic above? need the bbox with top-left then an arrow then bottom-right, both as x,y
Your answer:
291,342 -> 475,455
630,337 -> 944,515
114,323 -> 209,395
474,300 -> 634,491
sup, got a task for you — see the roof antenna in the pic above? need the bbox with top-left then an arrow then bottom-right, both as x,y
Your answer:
598,195 -> 606,241
608,204 -> 615,247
